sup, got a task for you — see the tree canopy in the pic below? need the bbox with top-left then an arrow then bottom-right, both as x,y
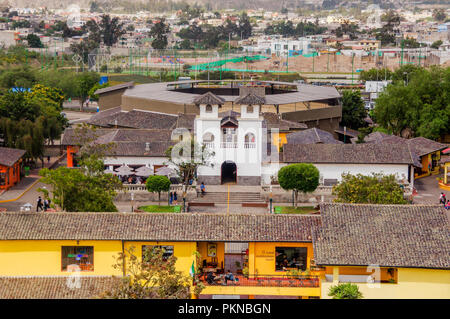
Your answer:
340,90 -> 367,130
149,19 -> 170,50
278,163 -> 320,206
374,66 -> 450,139
38,125 -> 122,212
146,175 -> 171,205
99,246 -> 204,299
332,173 -> 408,204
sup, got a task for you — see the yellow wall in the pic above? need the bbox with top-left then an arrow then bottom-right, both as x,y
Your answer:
249,242 -> 313,276
0,240 -> 197,277
123,241 -> 197,275
272,132 -> 288,150
197,242 -> 225,270
0,240 -> 122,276
321,267 -> 450,299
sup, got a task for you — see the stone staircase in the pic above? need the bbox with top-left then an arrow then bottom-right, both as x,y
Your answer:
190,191 -> 266,204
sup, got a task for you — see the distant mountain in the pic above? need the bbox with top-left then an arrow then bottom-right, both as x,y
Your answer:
4,0 -> 446,11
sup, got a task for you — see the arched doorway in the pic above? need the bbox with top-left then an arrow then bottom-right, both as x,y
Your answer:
221,161 -> 237,184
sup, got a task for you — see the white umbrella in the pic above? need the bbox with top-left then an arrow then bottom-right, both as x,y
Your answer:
155,166 -> 176,177
103,168 -> 117,175
115,165 -> 135,176
135,166 -> 153,177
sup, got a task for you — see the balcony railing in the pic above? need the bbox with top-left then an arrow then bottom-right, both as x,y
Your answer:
203,142 -> 215,149
221,142 -> 238,148
196,274 -> 320,288
244,142 -> 256,149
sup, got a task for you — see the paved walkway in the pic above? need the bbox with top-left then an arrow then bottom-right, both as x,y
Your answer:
115,201 -> 317,214
413,173 -> 449,204
0,156 -> 63,212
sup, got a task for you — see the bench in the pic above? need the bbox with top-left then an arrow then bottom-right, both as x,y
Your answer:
187,202 -> 215,212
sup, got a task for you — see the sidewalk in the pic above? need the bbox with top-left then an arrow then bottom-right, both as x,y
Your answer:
0,177 -> 39,201
0,155 -> 63,203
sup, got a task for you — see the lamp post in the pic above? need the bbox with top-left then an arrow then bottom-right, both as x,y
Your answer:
182,184 -> 187,212
131,192 -> 134,212
269,185 -> 273,214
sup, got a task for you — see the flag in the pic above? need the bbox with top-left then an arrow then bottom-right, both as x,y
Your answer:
189,260 -> 195,277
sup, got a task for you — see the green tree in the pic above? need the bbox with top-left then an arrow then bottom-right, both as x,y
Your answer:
359,68 -> 392,82
69,39 -> 99,63
146,175 -> 171,205
278,163 -> 320,207
431,40 -> 443,49
328,283 -> 363,299
149,19 -> 170,50
38,125 -> 121,211
99,14 -> 126,47
401,37 -> 421,49
332,173 -> 407,204
341,90 -> 367,130
374,66 -> 450,139
0,66 -> 37,89
99,246 -> 204,299
165,138 -> 214,186
26,34 -> 43,48
75,71 -> 101,109
88,82 -> 109,101
238,12 -> 252,39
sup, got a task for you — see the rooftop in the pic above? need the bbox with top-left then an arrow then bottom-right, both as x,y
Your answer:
314,203 -> 450,269
0,213 -> 320,242
0,147 -> 26,167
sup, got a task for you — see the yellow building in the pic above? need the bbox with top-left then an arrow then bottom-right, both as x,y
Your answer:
0,213 -> 323,299
0,205 -> 449,299
316,203 -> 450,299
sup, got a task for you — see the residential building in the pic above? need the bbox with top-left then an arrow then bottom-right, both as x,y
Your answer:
0,147 -> 26,191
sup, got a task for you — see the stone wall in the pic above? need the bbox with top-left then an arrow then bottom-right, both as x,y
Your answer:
237,176 -> 261,186
197,175 -> 221,185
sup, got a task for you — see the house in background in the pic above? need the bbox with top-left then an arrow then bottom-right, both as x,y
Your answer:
0,147 -> 26,191
316,204 -> 450,299
363,132 -> 448,179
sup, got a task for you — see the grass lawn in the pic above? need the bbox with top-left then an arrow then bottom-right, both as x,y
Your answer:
138,205 -> 181,213
274,206 -> 317,214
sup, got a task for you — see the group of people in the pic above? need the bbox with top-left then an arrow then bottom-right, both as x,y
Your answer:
36,196 -> 51,212
122,176 -> 146,184
439,193 -> 450,210
169,192 -> 178,205
206,270 -> 236,285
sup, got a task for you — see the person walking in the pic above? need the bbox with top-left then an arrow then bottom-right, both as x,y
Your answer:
173,192 -> 178,205
43,199 -> 49,212
36,196 -> 43,212
200,182 -> 206,196
440,193 -> 446,205
169,192 -> 173,205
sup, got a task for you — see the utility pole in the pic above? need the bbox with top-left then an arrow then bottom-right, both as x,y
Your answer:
351,53 -> 355,85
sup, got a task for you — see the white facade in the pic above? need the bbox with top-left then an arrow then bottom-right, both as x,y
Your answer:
194,103 -> 264,184
270,38 -> 311,56
261,163 -> 413,186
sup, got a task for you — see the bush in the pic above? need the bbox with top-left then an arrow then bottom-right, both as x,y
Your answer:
328,283 -> 363,299
332,173 -> 408,204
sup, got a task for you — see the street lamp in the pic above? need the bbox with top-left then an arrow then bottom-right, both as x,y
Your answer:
404,72 -> 408,85
130,192 -> 134,212
269,185 -> 273,214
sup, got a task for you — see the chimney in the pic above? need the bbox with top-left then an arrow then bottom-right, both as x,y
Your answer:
145,142 -> 150,152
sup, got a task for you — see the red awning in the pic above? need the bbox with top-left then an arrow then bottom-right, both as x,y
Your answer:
443,147 -> 450,154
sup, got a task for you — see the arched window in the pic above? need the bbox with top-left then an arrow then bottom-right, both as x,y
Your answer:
247,105 -> 254,113
202,132 -> 214,142
205,104 -> 213,113
245,132 -> 256,146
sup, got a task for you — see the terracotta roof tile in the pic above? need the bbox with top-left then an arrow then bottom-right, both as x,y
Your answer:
313,203 -> 450,269
0,147 -> 26,167
0,276 -> 119,299
0,213 -> 320,242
